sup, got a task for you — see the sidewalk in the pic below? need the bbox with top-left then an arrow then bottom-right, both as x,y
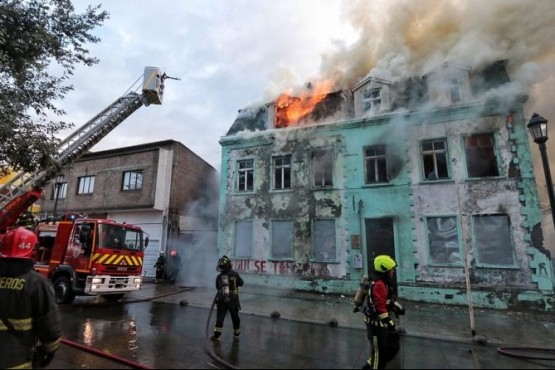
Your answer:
138,281 -> 555,348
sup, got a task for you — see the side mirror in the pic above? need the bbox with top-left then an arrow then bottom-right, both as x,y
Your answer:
144,237 -> 149,248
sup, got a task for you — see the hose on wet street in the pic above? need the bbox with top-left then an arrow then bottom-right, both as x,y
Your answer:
496,346 -> 555,361
204,293 -> 239,369
61,338 -> 152,369
60,285 -> 192,368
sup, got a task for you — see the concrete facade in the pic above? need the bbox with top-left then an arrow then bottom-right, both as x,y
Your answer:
37,140 -> 219,277
218,61 -> 555,311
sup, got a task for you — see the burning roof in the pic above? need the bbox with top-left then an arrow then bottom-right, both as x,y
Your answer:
226,60 -> 514,137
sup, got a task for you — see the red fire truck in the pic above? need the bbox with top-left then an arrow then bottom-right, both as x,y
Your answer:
0,67 -> 174,303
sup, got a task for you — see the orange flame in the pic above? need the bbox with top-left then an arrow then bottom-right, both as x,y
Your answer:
275,79 -> 336,128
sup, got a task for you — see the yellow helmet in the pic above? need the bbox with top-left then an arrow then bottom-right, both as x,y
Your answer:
373,255 -> 397,273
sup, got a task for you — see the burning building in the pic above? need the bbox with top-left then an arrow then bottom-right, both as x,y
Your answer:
218,60 -> 554,311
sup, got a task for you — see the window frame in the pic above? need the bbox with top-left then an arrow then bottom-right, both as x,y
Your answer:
425,215 -> 462,266
448,77 -> 463,103
51,181 -> 68,200
312,219 -> 337,262
464,133 -> 499,178
472,214 -> 516,267
364,145 -> 388,184
312,149 -> 333,187
122,170 -> 144,191
421,138 -> 450,181
270,220 -> 293,259
77,175 -> 95,195
362,88 -> 381,113
272,155 -> 292,191
234,220 -> 253,258
236,159 -> 254,193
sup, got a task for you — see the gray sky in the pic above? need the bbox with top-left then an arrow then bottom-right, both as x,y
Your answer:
60,0 -> 555,181
61,0 -> 356,170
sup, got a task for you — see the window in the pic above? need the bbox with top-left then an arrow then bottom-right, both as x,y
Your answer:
426,216 -> 461,264
421,139 -> 449,180
312,150 -> 333,187
449,78 -> 462,103
237,159 -> 254,192
123,170 -> 143,190
473,214 -> 514,266
52,182 -> 68,200
362,88 -> 381,112
77,176 -> 95,194
271,220 -> 293,259
313,219 -> 336,261
364,145 -> 388,184
465,134 -> 499,178
234,220 -> 253,258
273,155 -> 291,190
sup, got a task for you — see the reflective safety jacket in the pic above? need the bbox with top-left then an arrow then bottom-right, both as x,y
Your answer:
363,277 -> 392,326
0,259 -> 62,369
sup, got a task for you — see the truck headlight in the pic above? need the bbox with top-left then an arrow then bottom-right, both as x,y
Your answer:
134,278 -> 142,284
92,277 -> 104,284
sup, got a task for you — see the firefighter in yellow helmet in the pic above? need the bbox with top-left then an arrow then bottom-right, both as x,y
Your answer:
353,255 -> 400,369
0,227 -> 62,369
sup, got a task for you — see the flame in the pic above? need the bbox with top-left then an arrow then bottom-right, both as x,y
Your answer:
275,78 -> 336,128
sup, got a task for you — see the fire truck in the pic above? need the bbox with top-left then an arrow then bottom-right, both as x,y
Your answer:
0,67 -> 173,303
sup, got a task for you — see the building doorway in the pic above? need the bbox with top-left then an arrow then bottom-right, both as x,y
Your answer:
364,217 -> 397,295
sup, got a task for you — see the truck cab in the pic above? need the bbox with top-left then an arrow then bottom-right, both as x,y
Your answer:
34,215 -> 148,304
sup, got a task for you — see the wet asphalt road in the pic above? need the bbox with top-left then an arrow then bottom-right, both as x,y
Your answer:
50,296 -> 555,369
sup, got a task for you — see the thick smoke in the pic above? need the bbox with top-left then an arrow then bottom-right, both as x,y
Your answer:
266,0 -> 555,206
174,172 -> 220,288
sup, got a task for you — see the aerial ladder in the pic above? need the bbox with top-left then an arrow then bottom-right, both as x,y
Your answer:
0,66 -> 176,233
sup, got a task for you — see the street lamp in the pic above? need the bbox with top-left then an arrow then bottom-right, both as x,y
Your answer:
527,113 -> 555,227
52,175 -> 64,219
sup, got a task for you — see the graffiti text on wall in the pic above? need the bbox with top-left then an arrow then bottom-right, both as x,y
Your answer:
233,259 -> 330,277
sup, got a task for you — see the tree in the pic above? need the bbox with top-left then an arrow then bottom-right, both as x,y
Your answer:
0,0 -> 108,177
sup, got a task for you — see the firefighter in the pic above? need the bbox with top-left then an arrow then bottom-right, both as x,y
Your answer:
353,255 -> 400,369
154,251 -> 166,283
210,255 -> 244,341
16,211 -> 37,230
0,227 -> 62,369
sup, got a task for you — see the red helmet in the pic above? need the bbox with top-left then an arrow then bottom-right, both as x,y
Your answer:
0,227 -> 38,259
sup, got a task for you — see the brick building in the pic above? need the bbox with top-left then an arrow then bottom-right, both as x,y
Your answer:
37,140 -> 218,277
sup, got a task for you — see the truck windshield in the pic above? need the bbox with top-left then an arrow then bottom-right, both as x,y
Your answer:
98,224 -> 143,251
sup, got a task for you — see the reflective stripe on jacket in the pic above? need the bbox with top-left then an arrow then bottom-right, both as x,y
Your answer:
0,259 -> 62,369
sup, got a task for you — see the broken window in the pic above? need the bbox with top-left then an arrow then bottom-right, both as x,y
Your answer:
77,175 -> 95,194
234,220 -> 253,258
363,88 -> 381,113
122,170 -> 143,190
473,214 -> 514,266
449,77 -> 462,103
465,133 -> 499,178
421,139 -> 449,180
313,219 -> 336,261
426,216 -> 461,264
237,159 -> 254,192
312,150 -> 333,187
364,145 -> 388,184
273,155 -> 292,190
271,220 -> 293,259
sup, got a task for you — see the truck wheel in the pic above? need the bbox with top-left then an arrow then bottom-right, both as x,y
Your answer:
102,293 -> 124,302
53,276 -> 75,304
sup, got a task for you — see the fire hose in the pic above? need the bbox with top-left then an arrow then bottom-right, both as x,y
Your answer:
204,293 -> 239,369
59,287 -> 191,368
496,346 -> 555,361
61,338 -> 151,369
